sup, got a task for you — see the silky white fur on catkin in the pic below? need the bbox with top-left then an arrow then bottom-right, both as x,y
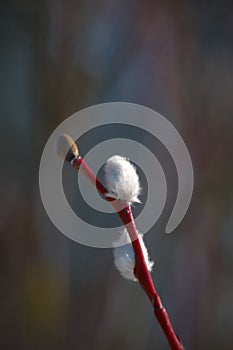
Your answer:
104,155 -> 141,203
113,229 -> 154,281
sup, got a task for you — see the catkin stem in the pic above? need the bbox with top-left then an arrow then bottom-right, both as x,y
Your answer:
72,156 -> 185,350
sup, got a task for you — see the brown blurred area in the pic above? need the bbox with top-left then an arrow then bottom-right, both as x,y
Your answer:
0,1 -> 233,349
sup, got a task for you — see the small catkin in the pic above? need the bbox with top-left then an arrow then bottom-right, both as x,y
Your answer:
104,155 -> 141,203
113,229 -> 154,281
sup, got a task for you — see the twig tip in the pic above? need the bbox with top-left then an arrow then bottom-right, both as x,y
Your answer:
55,133 -> 79,162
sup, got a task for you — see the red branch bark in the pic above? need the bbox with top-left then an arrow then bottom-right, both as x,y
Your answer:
72,156 -> 185,350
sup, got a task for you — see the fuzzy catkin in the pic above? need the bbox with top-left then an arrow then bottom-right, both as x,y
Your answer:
104,155 -> 141,203
113,229 -> 154,281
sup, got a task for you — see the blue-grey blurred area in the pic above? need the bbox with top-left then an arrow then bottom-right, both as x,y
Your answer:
1,1 -> 233,349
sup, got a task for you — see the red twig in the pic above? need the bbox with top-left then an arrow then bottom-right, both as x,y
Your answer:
72,155 -> 185,350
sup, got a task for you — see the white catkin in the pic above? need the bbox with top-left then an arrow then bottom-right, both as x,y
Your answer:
113,228 -> 154,281
104,155 -> 141,203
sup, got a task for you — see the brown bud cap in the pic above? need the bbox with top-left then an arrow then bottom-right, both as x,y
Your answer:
55,133 -> 79,163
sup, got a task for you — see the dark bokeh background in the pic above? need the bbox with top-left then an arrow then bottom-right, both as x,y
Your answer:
1,1 -> 233,349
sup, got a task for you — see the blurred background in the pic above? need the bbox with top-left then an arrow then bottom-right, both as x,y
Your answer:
1,1 -> 233,349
